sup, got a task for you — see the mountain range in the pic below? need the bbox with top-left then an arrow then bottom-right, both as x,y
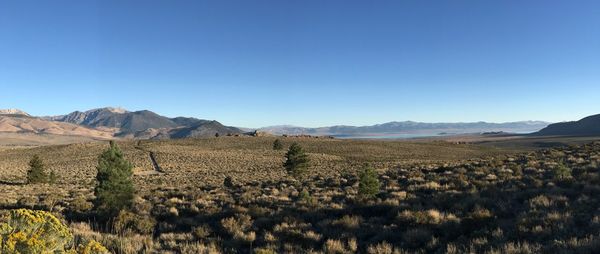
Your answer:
44,107 -> 243,139
0,108 -> 242,141
2,107 -> 599,143
259,121 -> 550,137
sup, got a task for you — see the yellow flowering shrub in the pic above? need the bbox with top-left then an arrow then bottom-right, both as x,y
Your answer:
78,240 -> 109,254
0,209 -> 109,254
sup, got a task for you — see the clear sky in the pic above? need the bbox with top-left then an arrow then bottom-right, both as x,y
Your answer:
1,1 -> 599,128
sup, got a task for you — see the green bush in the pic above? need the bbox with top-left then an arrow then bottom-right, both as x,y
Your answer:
283,143 -> 310,179
298,189 -> 315,205
358,166 -> 380,199
272,139 -> 283,150
94,141 -> 135,217
71,195 -> 94,213
27,155 -> 48,184
113,210 -> 156,234
553,163 -> 572,180
48,170 -> 58,184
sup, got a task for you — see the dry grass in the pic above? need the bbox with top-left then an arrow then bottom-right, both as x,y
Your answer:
1,137 -> 599,253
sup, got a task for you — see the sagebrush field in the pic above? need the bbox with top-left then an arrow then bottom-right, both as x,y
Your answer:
1,137 -> 600,253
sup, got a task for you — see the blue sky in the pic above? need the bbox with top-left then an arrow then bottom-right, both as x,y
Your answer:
1,1 -> 599,128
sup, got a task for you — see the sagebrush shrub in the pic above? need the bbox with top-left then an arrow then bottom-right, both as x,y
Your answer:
272,139 -> 283,150
192,224 -> 213,239
221,214 -> 253,235
324,239 -> 347,254
113,210 -> 156,234
553,163 -> 572,180
298,189 -> 314,205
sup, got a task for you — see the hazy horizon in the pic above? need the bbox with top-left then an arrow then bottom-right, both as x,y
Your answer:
2,1 -> 599,127
0,105 -> 556,129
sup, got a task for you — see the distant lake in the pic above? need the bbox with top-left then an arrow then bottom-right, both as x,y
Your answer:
333,133 -> 445,139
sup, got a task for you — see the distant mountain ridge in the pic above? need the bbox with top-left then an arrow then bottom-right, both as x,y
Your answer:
0,109 -> 30,116
46,107 -> 242,139
46,108 -> 176,133
0,107 -> 560,141
260,121 -> 550,137
534,114 -> 600,136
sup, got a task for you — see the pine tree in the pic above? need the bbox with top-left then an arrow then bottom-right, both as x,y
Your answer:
94,141 -> 135,217
358,166 -> 380,199
272,139 -> 283,150
27,155 -> 48,184
283,143 -> 310,179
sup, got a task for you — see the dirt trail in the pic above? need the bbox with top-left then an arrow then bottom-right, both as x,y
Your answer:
134,142 -> 164,175
148,151 -> 164,173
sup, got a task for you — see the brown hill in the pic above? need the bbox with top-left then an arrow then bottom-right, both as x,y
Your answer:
0,115 -> 115,139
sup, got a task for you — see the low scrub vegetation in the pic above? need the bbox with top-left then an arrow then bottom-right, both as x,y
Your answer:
0,137 -> 599,253
272,139 -> 283,150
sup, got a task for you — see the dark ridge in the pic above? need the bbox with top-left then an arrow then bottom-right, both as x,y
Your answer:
533,114 -> 600,136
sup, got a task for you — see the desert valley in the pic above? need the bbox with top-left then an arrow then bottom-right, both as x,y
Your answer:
2,1 -> 599,253
1,108 -> 600,253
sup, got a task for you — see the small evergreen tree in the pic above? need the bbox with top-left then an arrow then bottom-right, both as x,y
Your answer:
27,155 -> 48,184
358,166 -> 380,199
283,143 -> 310,178
94,141 -> 135,217
272,139 -> 283,150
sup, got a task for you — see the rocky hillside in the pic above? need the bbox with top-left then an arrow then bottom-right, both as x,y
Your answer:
48,107 -> 243,138
121,121 -> 242,139
48,108 -> 177,134
535,114 -> 600,136
168,121 -> 242,139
